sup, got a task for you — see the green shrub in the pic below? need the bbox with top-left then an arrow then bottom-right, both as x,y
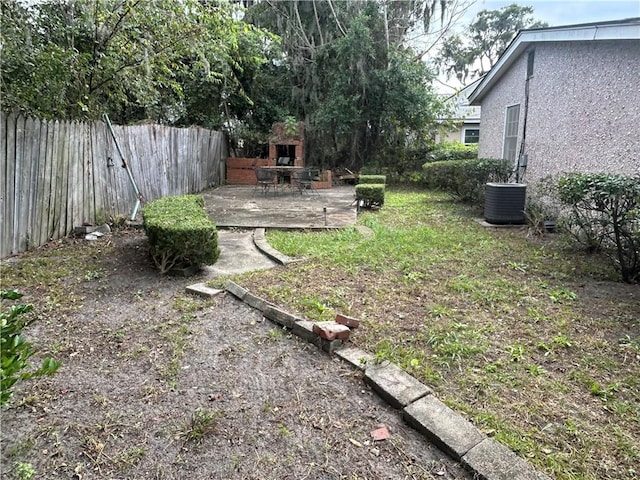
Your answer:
367,140 -> 477,182
355,184 -> 385,209
427,142 -> 478,163
557,173 -> 640,283
142,195 -> 220,274
422,158 -> 512,204
358,174 -> 386,185
1,290 -> 61,406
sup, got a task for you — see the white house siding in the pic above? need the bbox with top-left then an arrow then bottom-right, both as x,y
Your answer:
478,40 -> 640,187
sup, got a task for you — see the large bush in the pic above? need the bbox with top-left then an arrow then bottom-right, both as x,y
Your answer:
143,195 -> 220,274
1,290 -> 61,406
557,173 -> 640,283
422,158 -> 512,204
368,141 -> 478,184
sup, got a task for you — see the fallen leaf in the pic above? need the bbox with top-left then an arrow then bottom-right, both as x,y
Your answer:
349,438 -> 362,447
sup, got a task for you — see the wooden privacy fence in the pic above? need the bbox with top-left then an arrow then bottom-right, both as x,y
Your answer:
1,112 -> 226,258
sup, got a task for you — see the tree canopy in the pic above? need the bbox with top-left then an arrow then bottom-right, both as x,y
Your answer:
244,0 -> 459,171
1,0 -> 469,172
0,0 -> 274,127
438,4 -> 547,83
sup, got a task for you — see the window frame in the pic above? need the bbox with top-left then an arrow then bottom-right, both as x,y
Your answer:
502,104 -> 521,162
462,127 -> 480,144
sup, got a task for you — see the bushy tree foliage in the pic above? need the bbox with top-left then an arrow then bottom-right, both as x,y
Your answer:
245,0 -> 454,171
557,173 -> 640,283
439,4 -> 547,82
0,0 -> 274,127
2,0 -> 466,173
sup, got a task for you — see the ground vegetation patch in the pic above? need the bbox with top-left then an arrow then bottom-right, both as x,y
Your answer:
1,229 -> 468,480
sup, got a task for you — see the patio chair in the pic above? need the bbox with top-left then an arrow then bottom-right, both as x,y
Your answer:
293,168 -> 320,195
254,167 -> 278,195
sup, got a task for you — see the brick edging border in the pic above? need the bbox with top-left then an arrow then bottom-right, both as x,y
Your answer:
187,280 -> 552,480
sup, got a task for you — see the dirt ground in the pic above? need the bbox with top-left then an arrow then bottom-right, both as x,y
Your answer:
1,230 -> 471,480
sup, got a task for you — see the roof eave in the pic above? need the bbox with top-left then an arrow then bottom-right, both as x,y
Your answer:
468,18 -> 640,105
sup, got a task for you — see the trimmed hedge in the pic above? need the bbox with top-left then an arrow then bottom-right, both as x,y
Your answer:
355,184 -> 385,209
422,158 -> 512,204
359,174 -> 386,185
142,195 -> 220,274
427,141 -> 478,163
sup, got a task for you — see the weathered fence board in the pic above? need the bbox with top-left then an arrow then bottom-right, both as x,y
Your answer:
90,122 -> 107,223
13,115 -> 26,253
55,120 -> 69,241
0,112 -> 225,258
0,113 -> 7,254
33,119 -> 47,247
26,117 -> 40,250
47,120 -> 60,245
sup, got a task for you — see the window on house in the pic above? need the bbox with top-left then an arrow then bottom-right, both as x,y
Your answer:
463,128 -> 480,144
527,50 -> 535,79
503,105 -> 520,162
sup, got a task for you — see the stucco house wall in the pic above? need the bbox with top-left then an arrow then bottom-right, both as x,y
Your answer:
471,19 -> 640,190
524,41 -> 639,184
476,56 -> 527,160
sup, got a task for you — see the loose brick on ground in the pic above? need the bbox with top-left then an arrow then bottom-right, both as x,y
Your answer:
335,313 -> 360,329
312,321 -> 351,341
186,283 -> 223,298
293,320 -> 344,353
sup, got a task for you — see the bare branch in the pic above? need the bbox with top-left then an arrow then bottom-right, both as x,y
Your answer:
326,0 -> 346,37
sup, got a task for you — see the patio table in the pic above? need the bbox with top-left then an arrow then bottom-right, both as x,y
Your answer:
261,166 -> 305,187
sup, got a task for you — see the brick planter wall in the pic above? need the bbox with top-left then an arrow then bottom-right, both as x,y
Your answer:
226,157 -> 333,189
226,157 -> 269,185
312,170 -> 332,189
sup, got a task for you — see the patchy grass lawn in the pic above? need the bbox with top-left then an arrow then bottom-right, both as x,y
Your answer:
232,188 -> 640,480
1,231 -> 470,480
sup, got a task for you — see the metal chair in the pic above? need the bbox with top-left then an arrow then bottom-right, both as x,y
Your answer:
254,167 -> 278,195
293,168 -> 319,195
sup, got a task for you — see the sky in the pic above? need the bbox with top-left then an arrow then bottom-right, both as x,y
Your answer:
435,0 -> 640,91
464,0 -> 640,26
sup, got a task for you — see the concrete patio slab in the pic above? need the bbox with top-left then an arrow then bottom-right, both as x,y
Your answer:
202,185 -> 357,229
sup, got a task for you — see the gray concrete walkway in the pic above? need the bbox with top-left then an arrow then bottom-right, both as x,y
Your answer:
203,229 -> 278,277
